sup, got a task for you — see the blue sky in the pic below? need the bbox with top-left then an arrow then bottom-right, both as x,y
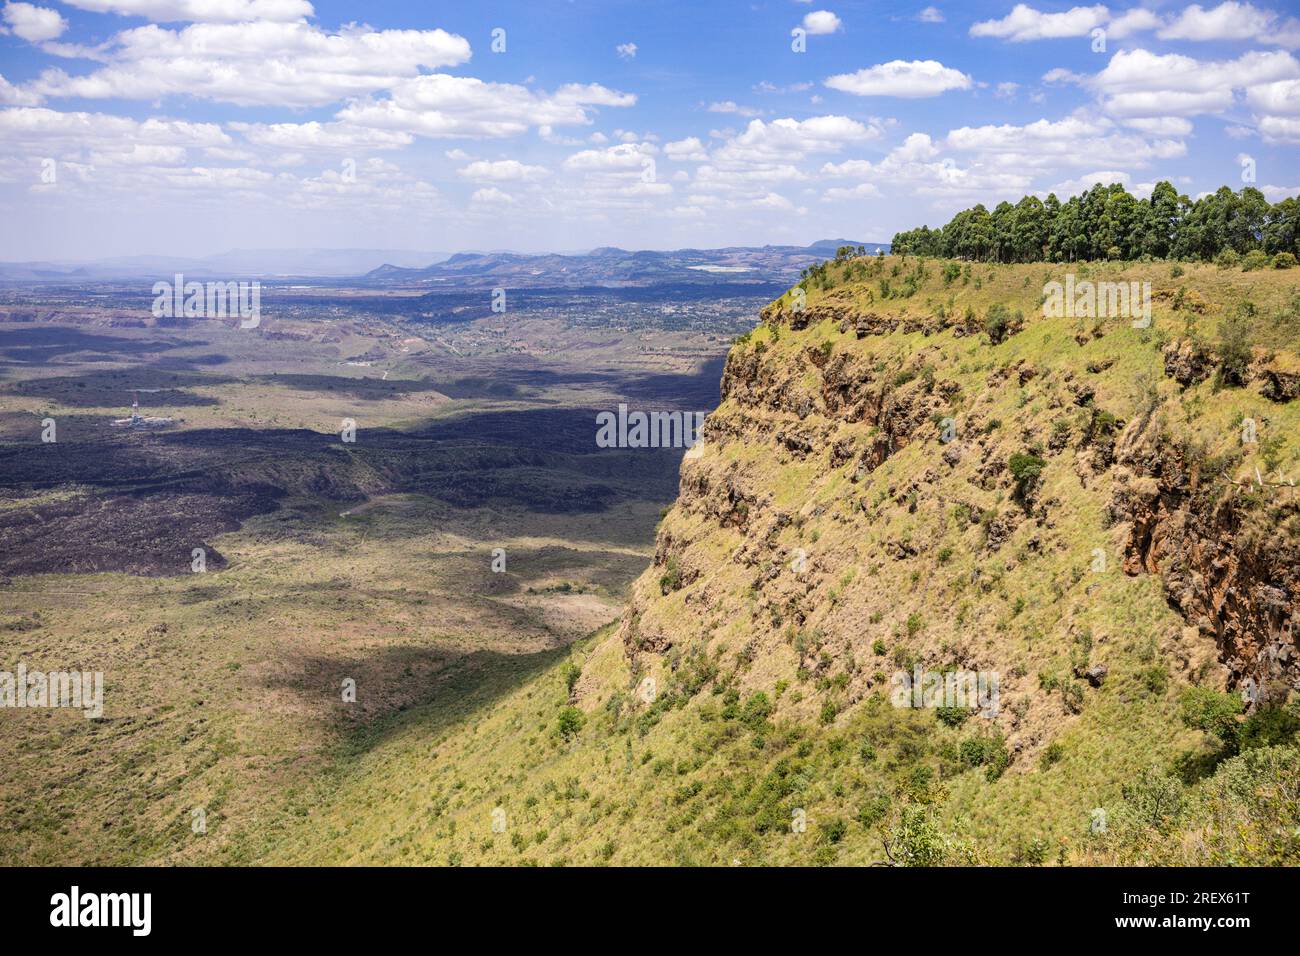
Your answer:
1,0 -> 1298,259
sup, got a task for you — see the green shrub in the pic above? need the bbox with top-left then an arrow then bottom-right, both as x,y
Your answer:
562,662 -> 582,695
1040,741 -> 1065,768
959,732 -> 1011,780
1009,451 -> 1047,501
1060,680 -> 1085,714
1241,249 -> 1270,272
856,788 -> 890,827
1273,252 -> 1297,269
1179,687 -> 1243,754
740,691 -> 773,731
1138,665 -> 1169,696
1215,248 -> 1240,268
658,557 -> 683,594
820,818 -> 848,845
984,304 -> 1016,344
556,706 -> 586,739
935,705 -> 970,727
1239,702 -> 1300,752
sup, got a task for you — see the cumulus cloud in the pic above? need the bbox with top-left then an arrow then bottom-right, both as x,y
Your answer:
820,140 -> 1034,205
563,141 -> 656,172
231,119 -> 413,151
801,10 -> 842,35
1158,2 -> 1299,47
615,42 -> 637,59
1,2 -> 67,42
825,59 -> 972,97
0,72 -> 43,106
1047,169 -> 1131,195
0,105 -> 229,150
706,100 -> 761,117
945,114 -> 1186,169
711,115 -> 881,166
1091,47 -> 1300,118
338,75 -> 635,139
971,2 -> 1297,47
917,7 -> 945,24
62,0 -> 314,20
1107,8 -> 1162,37
28,20 -> 472,107
970,4 -> 1109,41
470,186 -> 515,203
456,159 -> 549,182
663,136 -> 708,161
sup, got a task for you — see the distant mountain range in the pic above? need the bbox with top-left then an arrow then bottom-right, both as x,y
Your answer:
361,239 -> 887,289
0,248 -> 452,281
0,239 -> 888,286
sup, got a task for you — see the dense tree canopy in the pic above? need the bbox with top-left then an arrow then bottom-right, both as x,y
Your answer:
891,182 -> 1300,263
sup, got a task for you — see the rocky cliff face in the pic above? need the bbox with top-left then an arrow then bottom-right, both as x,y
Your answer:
613,258 -> 1299,763
1109,371 -> 1300,703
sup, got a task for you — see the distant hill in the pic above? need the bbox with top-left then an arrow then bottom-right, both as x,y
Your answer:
0,248 -> 451,281
361,240 -> 888,289
0,240 -> 887,286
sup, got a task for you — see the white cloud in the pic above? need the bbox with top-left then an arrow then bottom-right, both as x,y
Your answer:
1043,68 -> 1085,84
1260,182 -> 1300,199
0,106 -> 229,150
823,182 -> 881,200
232,120 -> 412,151
0,72 -> 43,106
706,100 -> 761,117
88,142 -> 187,166
1107,8 -> 1162,38
801,10 -> 842,35
820,147 -> 1034,204
1121,115 -> 1194,136
663,136 -> 708,161
1157,2 -> 1288,44
711,115 -> 881,166
2,2 -> 66,42
970,4 -> 1108,41
338,76 -> 635,139
825,59 -> 972,97
29,20 -> 472,107
1259,115 -> 1300,142
60,0 -> 314,22
917,7 -> 945,24
946,113 -> 1186,169
563,141 -> 656,172
1047,169 -> 1130,196
1091,48 -> 1300,118
1247,77 -> 1300,114
456,159 -> 549,182
470,186 -> 515,204
972,2 -> 1297,47
615,42 -> 637,59
891,132 -> 940,162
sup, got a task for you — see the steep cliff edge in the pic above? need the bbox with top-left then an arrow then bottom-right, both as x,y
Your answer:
619,258 -> 1298,735
247,256 -> 1300,866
